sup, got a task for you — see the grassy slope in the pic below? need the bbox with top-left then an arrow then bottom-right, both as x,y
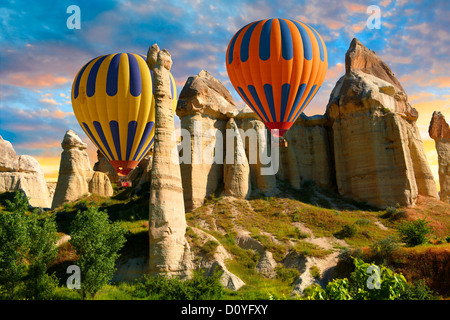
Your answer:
3,179 -> 448,299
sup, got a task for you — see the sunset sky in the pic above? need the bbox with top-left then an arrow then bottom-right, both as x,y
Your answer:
0,0 -> 449,187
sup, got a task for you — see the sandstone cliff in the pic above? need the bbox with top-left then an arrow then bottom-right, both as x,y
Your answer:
429,111 -> 450,202
326,38 -> 438,207
51,130 -> 113,209
0,135 -> 50,208
176,70 -> 236,211
147,44 -> 192,278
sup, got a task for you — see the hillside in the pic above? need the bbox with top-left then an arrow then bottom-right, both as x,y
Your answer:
39,180 -> 450,299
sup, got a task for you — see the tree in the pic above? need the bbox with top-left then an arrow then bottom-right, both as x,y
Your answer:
70,206 -> 126,299
0,191 -> 59,299
22,212 -> 59,300
397,218 -> 432,247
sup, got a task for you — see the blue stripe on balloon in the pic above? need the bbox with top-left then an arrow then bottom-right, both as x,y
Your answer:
259,19 -> 273,61
137,137 -> 154,162
287,83 -> 307,122
228,24 -> 250,64
74,58 -> 93,99
263,84 -> 277,122
86,55 -> 108,97
93,121 -> 115,160
279,19 -> 293,60
106,53 -> 121,97
292,84 -> 317,122
82,122 -> 109,161
126,121 -> 138,160
109,120 -> 122,161
138,54 -> 147,61
248,85 -> 271,123
237,86 -> 266,122
290,20 -> 312,61
309,26 -> 325,62
280,83 -> 290,121
133,121 -> 154,161
127,53 -> 141,97
240,21 -> 259,63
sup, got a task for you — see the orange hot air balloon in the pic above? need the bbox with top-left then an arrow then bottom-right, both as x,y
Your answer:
226,18 -> 328,137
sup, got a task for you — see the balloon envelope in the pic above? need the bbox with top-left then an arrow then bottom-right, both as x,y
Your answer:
226,18 -> 327,137
71,53 -> 177,176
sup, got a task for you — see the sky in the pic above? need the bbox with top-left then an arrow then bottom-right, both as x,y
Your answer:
0,0 -> 449,186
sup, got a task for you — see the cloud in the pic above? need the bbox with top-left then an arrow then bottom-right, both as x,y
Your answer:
1,73 -> 70,88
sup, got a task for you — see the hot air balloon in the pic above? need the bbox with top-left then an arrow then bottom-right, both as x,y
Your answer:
71,53 -> 177,179
226,18 -> 327,137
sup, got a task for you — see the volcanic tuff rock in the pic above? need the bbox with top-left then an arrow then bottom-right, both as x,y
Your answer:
223,118 -> 251,199
326,38 -> 438,208
51,130 -> 113,209
0,135 -> 51,208
234,106 -> 278,195
177,70 -> 237,211
429,111 -> 450,202
147,44 -> 192,278
93,150 -> 119,184
277,113 -> 334,190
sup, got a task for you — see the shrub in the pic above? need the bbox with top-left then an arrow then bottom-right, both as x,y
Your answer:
382,206 -> 406,220
310,266 -> 321,279
333,224 -> 357,239
369,235 -> 400,264
304,258 -> 409,300
275,266 -> 300,285
70,206 -> 126,299
201,240 -> 219,259
0,191 -> 59,299
131,268 -> 224,300
397,218 -> 432,247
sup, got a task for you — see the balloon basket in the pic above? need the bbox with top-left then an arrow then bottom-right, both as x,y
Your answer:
120,181 -> 132,187
279,137 -> 288,148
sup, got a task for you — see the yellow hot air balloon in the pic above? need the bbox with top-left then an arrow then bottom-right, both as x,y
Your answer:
71,53 -> 177,177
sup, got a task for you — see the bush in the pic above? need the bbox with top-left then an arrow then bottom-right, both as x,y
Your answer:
275,266 -> 300,285
70,206 -> 126,299
369,235 -> 400,264
333,224 -> 357,239
130,268 -> 224,300
0,191 -> 58,300
397,218 -> 432,247
201,240 -> 219,259
304,258 -> 409,300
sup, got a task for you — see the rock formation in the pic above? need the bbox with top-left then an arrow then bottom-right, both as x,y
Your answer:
277,113 -> 334,190
93,150 -> 119,184
326,38 -> 438,207
223,118 -> 251,199
147,44 -> 192,278
429,111 -> 450,202
0,135 -> 51,208
177,70 -> 237,211
51,130 -> 113,209
234,106 -> 277,195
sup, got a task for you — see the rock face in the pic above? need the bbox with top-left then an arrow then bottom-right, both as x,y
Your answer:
277,113 -> 334,190
177,70 -> 237,211
93,150 -> 119,184
51,130 -> 113,209
234,106 -> 277,194
326,38 -> 438,207
147,44 -> 192,278
0,135 -> 50,208
223,118 -> 251,199
429,111 -> 450,202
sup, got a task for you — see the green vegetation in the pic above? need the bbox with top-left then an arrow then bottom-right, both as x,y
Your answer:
1,176 -> 448,300
304,257 -> 437,300
397,218 -> 433,247
0,191 -> 59,299
69,206 -> 127,299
